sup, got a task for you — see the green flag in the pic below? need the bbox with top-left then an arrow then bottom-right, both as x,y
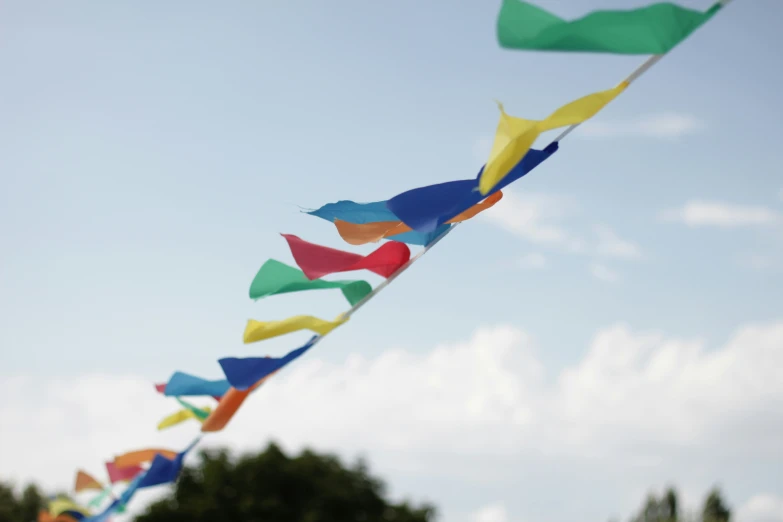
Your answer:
175,397 -> 211,420
249,259 -> 372,306
497,0 -> 722,54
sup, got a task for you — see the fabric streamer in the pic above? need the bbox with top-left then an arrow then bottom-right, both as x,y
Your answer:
48,500 -> 90,519
249,259 -> 372,306
134,439 -> 197,489
334,191 -> 504,245
219,336 -> 318,390
157,404 -> 212,430
157,372 -> 230,399
305,200 -> 451,246
201,373 -> 275,433
74,471 -> 103,493
244,313 -> 347,344
113,449 -> 178,469
387,143 -> 558,234
282,234 -> 410,280
86,487 -> 113,509
105,462 -> 143,484
176,398 -> 211,420
497,0 -> 722,54
479,83 -> 626,194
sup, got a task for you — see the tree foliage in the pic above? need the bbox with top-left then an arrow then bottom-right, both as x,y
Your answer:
629,485 -> 731,522
0,482 -> 45,522
135,442 -> 437,522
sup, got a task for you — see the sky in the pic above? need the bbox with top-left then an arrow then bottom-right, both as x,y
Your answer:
1,0 -> 782,521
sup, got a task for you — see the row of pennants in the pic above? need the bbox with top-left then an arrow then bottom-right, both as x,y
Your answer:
40,1 -> 730,521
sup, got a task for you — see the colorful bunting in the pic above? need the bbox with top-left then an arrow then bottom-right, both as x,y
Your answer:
497,0 -> 722,55
478,83 -> 626,194
113,448 -> 178,469
282,234 -> 411,280
306,200 -> 451,246
86,487 -> 113,509
243,314 -> 348,344
48,499 -> 90,519
157,372 -> 230,399
74,470 -> 103,493
157,399 -> 211,430
105,462 -> 143,484
334,191 -> 504,245
201,374 -> 274,433
249,259 -> 372,306
387,143 -> 557,234
220,336 -> 318,390
50,3 -> 733,519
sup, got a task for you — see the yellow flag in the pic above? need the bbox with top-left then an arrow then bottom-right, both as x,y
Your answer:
478,82 -> 628,195
243,314 -> 348,344
48,499 -> 90,518
157,406 -> 213,431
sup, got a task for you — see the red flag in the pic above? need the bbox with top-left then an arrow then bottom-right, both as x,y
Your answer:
105,461 -> 143,483
281,234 -> 410,280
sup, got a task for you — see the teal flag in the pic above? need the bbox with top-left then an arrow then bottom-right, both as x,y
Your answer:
87,487 -> 113,509
497,1 -> 722,54
249,259 -> 372,306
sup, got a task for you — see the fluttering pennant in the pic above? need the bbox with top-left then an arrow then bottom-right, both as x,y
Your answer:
133,439 -> 197,488
244,314 -> 348,344
48,499 -> 90,519
201,373 -> 275,433
156,372 -> 230,399
282,234 -> 411,280
220,336 -> 318,390
387,143 -> 558,234
105,462 -> 143,484
334,191 -> 504,245
478,83 -> 626,194
249,259 -> 372,306
74,470 -> 103,493
497,0 -> 722,55
113,448 -> 178,469
306,201 -> 451,246
86,487 -> 113,509
158,401 -> 212,430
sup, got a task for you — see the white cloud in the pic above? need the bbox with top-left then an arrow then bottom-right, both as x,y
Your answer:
516,253 -> 547,269
579,112 -> 705,140
738,494 -> 783,522
590,263 -> 620,283
481,191 -> 583,252
3,321 -> 783,520
593,225 -> 642,259
483,192 -> 642,267
659,201 -> 782,228
472,503 -> 509,522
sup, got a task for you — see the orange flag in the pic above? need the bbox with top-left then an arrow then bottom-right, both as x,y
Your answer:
114,448 -> 178,469
334,191 -> 504,245
201,372 -> 276,433
74,470 -> 103,492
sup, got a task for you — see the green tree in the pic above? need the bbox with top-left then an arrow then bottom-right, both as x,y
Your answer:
702,487 -> 730,522
630,487 -> 679,522
135,442 -> 437,522
0,482 -> 45,522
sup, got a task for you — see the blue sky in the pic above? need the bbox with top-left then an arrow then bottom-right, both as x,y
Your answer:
2,1 -> 783,521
